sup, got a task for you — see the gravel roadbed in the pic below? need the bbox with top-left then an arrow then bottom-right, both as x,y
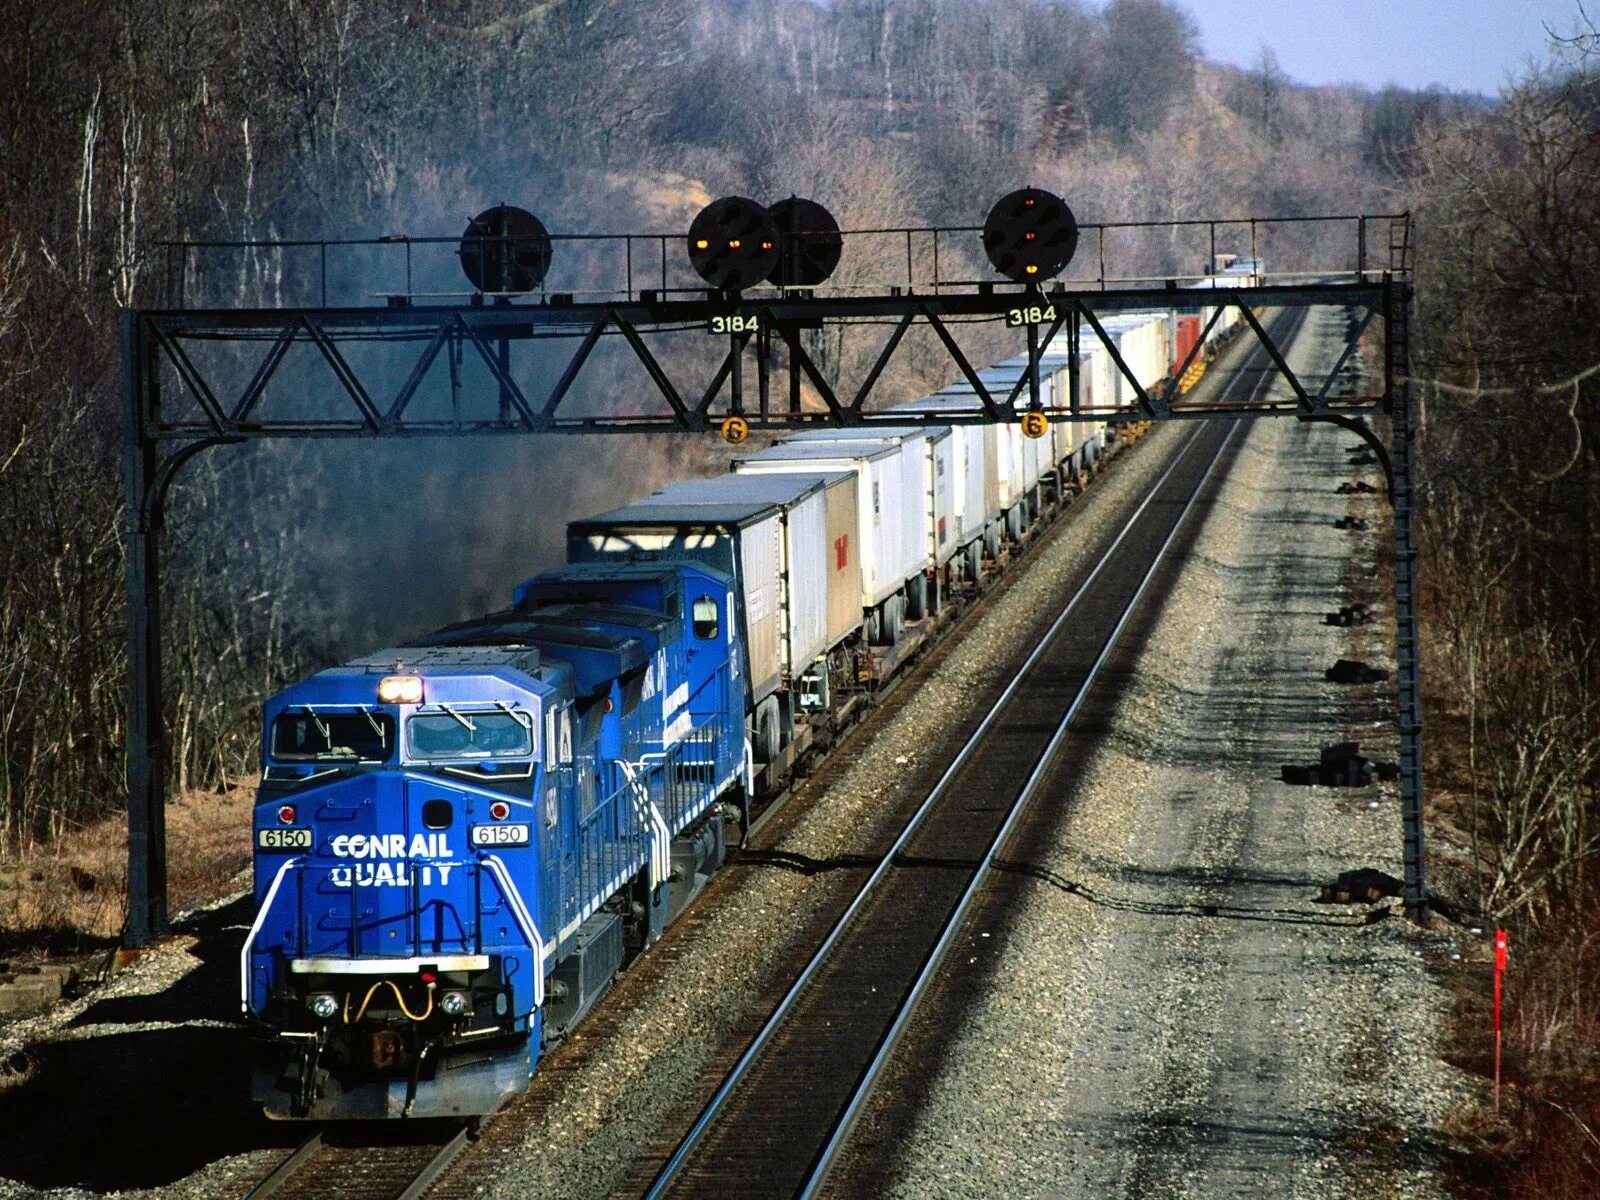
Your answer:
830,407 -> 1474,1199
0,427 -> 1189,1200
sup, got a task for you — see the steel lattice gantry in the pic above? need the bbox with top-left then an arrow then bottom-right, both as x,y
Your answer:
121,267 -> 1422,944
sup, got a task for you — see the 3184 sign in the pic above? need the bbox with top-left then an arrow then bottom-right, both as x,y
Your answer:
1005,303 -> 1057,328
709,313 -> 760,334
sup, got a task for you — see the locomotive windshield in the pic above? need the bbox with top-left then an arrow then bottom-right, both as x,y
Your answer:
407,708 -> 535,760
271,708 -> 394,762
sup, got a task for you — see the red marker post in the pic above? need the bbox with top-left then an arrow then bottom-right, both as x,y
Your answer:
1493,928 -> 1509,1114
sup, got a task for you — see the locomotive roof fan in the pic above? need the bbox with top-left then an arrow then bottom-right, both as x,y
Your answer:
687,196 -> 781,291
983,187 -> 1079,284
459,204 -> 553,295
766,196 -> 842,288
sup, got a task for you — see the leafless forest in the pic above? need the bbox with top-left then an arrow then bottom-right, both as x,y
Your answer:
0,1 -> 1595,1186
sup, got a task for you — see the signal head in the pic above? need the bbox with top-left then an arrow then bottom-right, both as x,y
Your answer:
687,197 -> 780,291
459,205 -> 552,295
766,197 -> 843,288
983,188 -> 1078,284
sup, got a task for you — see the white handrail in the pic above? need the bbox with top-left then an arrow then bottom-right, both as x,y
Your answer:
618,759 -> 672,889
482,854 -> 547,1009
240,857 -> 303,1014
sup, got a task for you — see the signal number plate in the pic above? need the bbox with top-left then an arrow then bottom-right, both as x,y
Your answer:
708,314 -> 759,334
471,823 -> 531,847
258,828 -> 313,851
1005,303 -> 1057,328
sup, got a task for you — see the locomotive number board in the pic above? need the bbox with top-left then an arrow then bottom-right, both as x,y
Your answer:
257,828 -> 314,851
471,823 -> 532,847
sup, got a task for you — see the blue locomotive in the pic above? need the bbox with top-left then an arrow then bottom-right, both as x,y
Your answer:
244,561 -> 745,1119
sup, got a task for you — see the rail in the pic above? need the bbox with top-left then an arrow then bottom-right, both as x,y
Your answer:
242,1122 -> 473,1200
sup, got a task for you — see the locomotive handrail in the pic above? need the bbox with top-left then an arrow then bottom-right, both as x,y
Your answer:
618,759 -> 673,890
481,854 -> 546,1008
240,855 -> 304,1013
243,854 -> 548,1011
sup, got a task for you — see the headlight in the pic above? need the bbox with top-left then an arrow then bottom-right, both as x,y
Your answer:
439,990 -> 469,1016
307,992 -> 339,1020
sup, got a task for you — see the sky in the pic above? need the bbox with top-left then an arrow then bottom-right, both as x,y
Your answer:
1179,0 -> 1587,95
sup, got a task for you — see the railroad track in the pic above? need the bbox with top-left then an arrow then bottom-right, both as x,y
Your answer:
629,308 -> 1306,1200
243,1121 -> 472,1200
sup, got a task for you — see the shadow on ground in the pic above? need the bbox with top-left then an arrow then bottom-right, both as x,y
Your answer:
0,897 -> 300,1192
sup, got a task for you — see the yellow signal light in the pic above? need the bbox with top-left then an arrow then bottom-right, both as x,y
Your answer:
729,239 -> 742,249
1025,263 -> 1039,275
695,238 -> 710,250
761,241 -> 774,250
377,674 -> 424,704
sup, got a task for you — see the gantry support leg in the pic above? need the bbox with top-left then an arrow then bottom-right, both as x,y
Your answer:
123,312 -> 168,946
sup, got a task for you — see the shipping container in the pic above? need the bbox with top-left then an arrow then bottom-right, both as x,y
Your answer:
623,472 -> 861,672
567,500 -> 783,708
1174,314 -> 1201,373
887,397 -> 993,561
733,440 -> 920,612
783,426 -> 958,570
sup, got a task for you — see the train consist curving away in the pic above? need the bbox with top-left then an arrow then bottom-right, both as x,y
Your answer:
242,255 -> 1259,1120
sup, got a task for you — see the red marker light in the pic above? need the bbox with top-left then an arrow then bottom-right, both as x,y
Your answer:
277,805 -> 296,825
490,801 -> 510,821
1024,230 -> 1036,242
419,970 -> 438,985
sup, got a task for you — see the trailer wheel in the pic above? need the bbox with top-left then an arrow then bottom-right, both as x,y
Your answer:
754,698 -> 781,763
906,572 -> 928,621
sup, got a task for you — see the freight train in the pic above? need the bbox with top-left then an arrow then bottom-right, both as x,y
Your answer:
243,265 -> 1257,1120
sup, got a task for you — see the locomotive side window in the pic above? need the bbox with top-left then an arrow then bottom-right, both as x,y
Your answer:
272,710 -> 393,762
692,595 -> 719,640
